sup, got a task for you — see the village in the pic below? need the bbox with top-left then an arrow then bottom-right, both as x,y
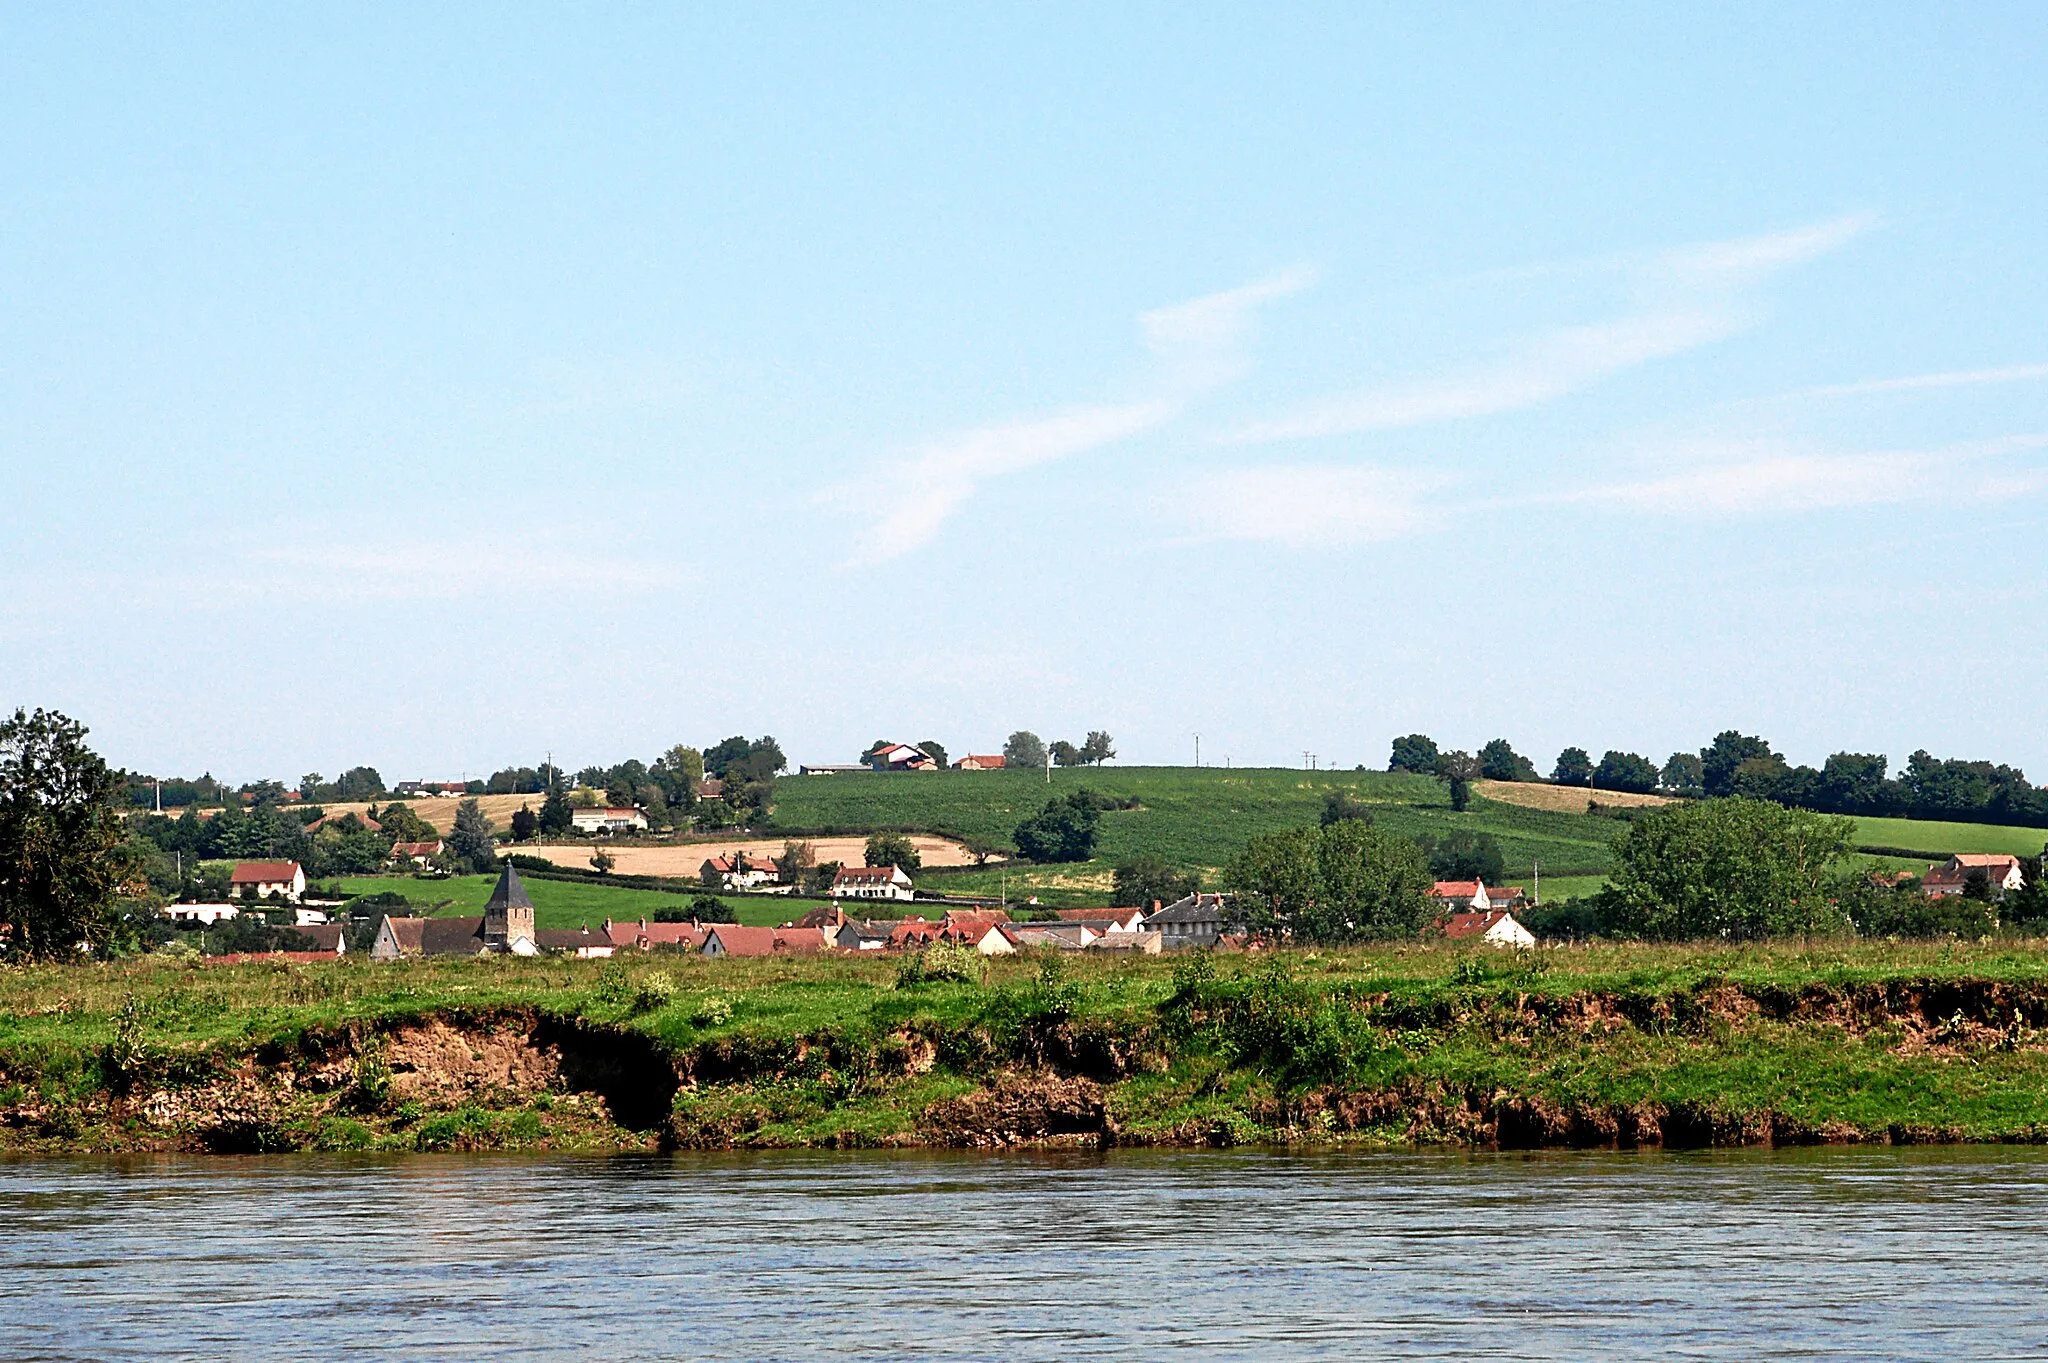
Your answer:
163,843 -> 2042,966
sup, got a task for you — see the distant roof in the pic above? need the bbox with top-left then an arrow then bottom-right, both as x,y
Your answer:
1952,854 -> 2021,869
1431,881 -> 1486,898
1443,910 -> 1516,939
485,864 -> 534,913
391,841 -> 441,856
385,915 -> 490,956
230,860 -> 302,883
836,865 -> 908,882
1146,893 -> 1228,924
704,925 -> 825,956
955,755 -> 1005,767
535,927 -> 610,950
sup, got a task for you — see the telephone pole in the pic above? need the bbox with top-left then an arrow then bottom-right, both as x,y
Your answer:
1194,733 -> 1201,768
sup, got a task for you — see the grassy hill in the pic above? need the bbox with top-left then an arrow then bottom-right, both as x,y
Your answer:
1851,816 -> 2048,859
771,767 -> 1628,905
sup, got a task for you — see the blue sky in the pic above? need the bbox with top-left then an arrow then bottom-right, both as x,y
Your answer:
4,5 -> 2045,783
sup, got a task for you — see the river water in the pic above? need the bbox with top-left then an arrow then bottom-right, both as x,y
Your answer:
6,1147 -> 2046,1359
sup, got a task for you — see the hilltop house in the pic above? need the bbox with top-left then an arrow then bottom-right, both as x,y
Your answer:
229,861 -> 306,903
395,781 -> 468,798
572,807 -> 648,835
866,743 -> 939,772
953,754 -> 1006,770
832,865 -> 916,901
1921,854 -> 2027,898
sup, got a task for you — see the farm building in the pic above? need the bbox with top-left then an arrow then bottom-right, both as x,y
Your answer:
832,865 -> 916,901
865,743 -> 939,772
604,918 -> 712,952
953,754 -> 1006,770
163,903 -> 241,925
571,807 -> 648,834
1921,854 -> 2026,898
229,861 -> 306,903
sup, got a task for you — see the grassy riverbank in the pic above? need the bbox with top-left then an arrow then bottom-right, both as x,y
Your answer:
11,942 -> 2048,1154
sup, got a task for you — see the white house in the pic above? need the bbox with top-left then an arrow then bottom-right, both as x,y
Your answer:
1921,854 -> 2027,898
831,865 -> 917,901
571,807 -> 648,834
1443,909 -> 1537,949
700,854 -> 782,892
229,860 -> 306,903
164,903 -> 240,925
1429,880 -> 1491,914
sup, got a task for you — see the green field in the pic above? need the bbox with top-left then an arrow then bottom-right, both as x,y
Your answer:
1852,816 -> 2048,859
773,767 -> 1626,905
334,876 -> 793,929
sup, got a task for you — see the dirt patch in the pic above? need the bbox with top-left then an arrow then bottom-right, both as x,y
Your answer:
383,1017 -> 564,1105
1476,780 -> 1672,813
920,1073 -> 1114,1147
509,834 -> 985,876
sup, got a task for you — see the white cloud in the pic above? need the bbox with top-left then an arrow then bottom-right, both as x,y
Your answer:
1555,433 -> 2048,516
1172,465 -> 1445,547
830,270 -> 1314,565
1226,214 -> 1876,444
1799,362 -> 2048,398
1228,309 -> 1740,441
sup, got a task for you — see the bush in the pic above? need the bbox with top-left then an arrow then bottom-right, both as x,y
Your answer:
1599,797 -> 1854,940
1013,793 -> 1101,863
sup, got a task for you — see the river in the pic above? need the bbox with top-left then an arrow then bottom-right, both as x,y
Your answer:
7,1147 -> 2046,1359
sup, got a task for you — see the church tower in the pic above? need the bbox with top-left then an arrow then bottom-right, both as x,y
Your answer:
483,863 -> 536,954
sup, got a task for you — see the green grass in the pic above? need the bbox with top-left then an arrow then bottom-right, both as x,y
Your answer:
333,876 -> 794,929
774,767 -> 1627,904
18,940 -> 2048,1152
1852,816 -> 2048,859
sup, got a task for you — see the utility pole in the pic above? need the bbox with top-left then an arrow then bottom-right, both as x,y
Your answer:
1194,733 -> 1201,769
1045,748 -> 1051,784
1533,859 -> 1541,906
153,780 -> 162,814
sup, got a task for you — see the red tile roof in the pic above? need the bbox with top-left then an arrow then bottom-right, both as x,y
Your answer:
1443,910 -> 1514,940
703,925 -> 826,956
835,865 -> 907,882
229,861 -> 302,884
1430,880 -> 1485,899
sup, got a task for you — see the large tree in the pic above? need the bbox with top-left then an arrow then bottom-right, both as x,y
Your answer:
863,832 -> 922,871
1389,734 -> 1441,775
1593,750 -> 1660,794
1002,731 -> 1047,769
1111,855 -> 1199,909
1478,739 -> 1538,783
1225,820 -> 1433,944
1013,793 -> 1100,862
1699,731 -> 1781,798
538,771 -> 575,834
1599,797 -> 1854,940
445,798 -> 498,873
917,740 -> 949,770
1049,739 -> 1084,768
0,709 -> 127,960
1080,731 -> 1117,765
1552,747 -> 1594,787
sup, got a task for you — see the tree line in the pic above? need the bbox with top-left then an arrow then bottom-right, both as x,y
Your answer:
1389,730 -> 2048,829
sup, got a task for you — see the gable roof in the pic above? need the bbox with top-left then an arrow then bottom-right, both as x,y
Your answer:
380,915 -> 490,957
535,926 -> 611,951
1443,910 -> 1515,939
1146,893 -> 1228,924
1952,854 -> 2022,870
1431,881 -> 1486,898
835,865 -> 909,883
229,860 -> 302,884
391,841 -> 442,857
955,754 -> 1005,768
703,925 -> 825,956
603,918 -> 709,949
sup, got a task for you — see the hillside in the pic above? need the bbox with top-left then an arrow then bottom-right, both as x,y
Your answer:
770,767 -> 1627,904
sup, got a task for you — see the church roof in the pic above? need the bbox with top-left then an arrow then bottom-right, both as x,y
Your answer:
485,864 -> 534,913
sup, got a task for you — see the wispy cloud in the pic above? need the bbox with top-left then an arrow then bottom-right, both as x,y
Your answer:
1226,214 -> 1876,443
1171,465 -> 1447,547
828,269 -> 1314,565
1798,362 -> 2048,398
1552,433 -> 2048,516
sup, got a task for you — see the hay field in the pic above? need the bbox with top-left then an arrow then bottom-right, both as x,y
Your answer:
1475,780 -> 1672,814
506,834 -> 979,877
308,793 -> 544,834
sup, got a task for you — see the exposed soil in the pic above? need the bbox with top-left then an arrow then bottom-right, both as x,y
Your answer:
1475,780 -> 1672,813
